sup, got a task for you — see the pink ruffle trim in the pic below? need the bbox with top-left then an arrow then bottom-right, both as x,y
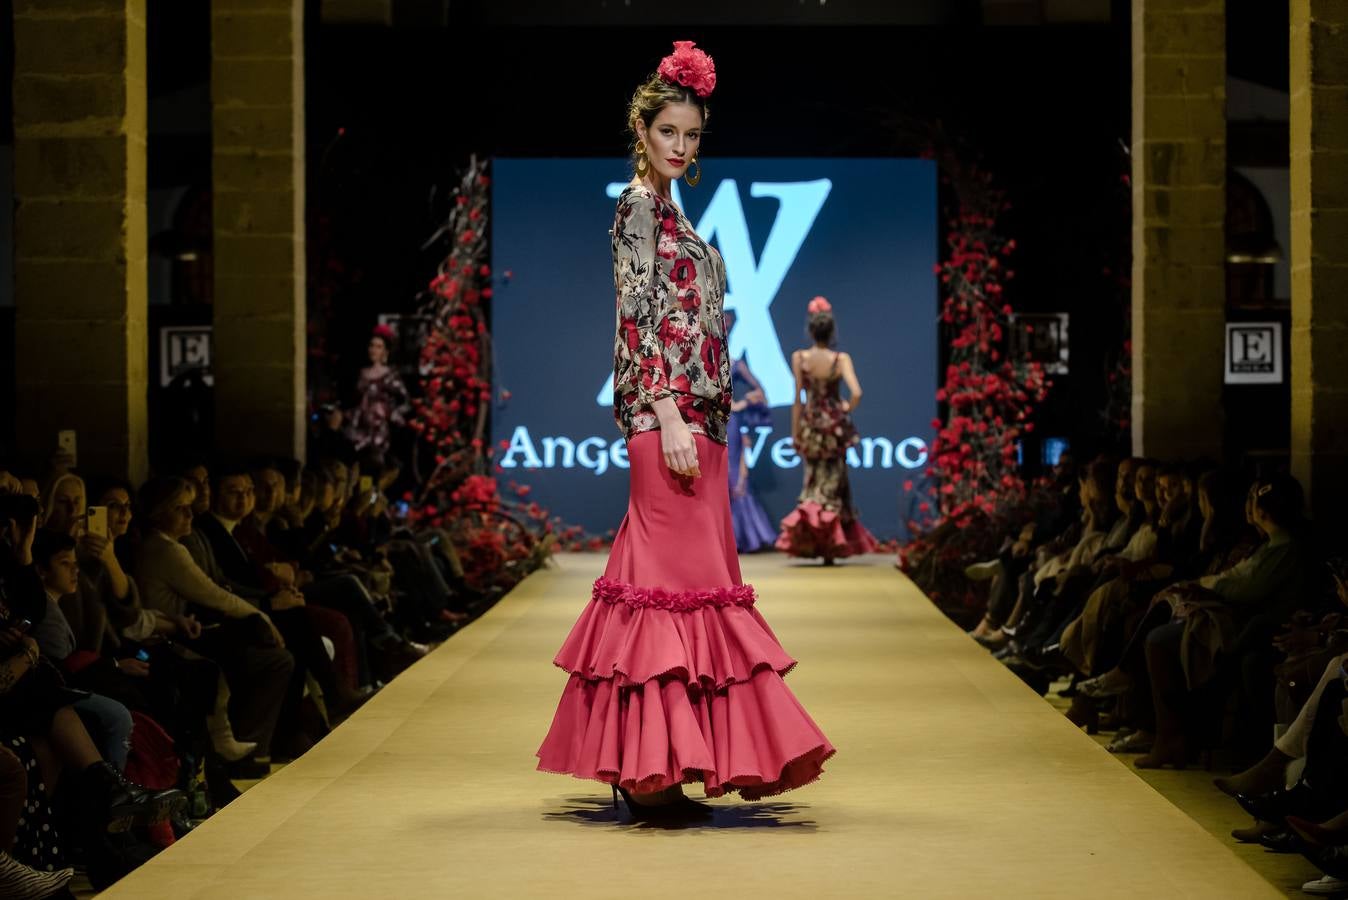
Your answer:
592,576 -> 757,611
556,581 -> 796,689
775,501 -> 877,559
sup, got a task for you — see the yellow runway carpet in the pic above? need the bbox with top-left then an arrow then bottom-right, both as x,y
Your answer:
98,553 -> 1279,899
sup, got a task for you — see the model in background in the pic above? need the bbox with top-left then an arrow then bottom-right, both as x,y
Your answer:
724,311 -> 777,552
777,297 -> 877,564
345,324 -> 409,464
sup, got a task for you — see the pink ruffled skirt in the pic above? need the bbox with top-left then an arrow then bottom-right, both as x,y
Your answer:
776,500 -> 878,560
536,430 -> 835,799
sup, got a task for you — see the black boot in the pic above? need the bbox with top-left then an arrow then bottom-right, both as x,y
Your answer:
77,761 -> 185,831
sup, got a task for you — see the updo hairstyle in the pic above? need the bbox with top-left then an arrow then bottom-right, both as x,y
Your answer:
807,310 -> 836,346
1252,474 -> 1305,529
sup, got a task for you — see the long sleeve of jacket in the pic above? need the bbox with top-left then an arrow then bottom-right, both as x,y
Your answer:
614,194 -> 672,407
142,535 -> 261,620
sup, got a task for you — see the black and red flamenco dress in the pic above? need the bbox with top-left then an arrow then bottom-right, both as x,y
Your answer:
776,375 -> 877,561
536,430 -> 835,799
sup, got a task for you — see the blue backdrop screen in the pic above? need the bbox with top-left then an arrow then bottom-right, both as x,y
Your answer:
491,158 -> 937,540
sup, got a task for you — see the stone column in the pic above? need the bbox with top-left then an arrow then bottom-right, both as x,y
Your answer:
211,0 -> 307,459
1130,0 -> 1227,460
1290,0 -> 1348,521
11,0 -> 149,482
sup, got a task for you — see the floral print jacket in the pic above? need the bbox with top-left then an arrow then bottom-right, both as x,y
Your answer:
611,185 -> 731,445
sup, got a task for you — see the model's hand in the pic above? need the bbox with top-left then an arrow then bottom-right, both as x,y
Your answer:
660,420 -> 700,478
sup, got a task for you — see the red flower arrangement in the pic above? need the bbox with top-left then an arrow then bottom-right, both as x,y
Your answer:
898,154 -> 1053,624
657,40 -> 717,98
404,158 -> 549,593
407,157 -> 614,595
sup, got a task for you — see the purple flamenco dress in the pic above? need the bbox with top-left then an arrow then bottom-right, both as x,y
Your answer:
727,359 -> 777,552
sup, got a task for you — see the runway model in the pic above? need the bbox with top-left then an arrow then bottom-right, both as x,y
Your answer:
344,324 -> 409,464
776,297 -> 878,564
724,311 -> 777,552
535,41 -> 835,819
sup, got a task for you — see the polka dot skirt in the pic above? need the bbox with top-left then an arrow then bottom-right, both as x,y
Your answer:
6,736 -> 65,873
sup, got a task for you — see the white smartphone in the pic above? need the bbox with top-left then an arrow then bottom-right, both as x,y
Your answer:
86,505 -> 109,539
57,430 -> 78,467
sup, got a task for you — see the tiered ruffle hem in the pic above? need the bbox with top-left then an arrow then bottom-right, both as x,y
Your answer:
537,577 -> 835,799
775,501 -> 878,560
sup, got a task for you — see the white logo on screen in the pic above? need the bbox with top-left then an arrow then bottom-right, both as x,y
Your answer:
594,177 -> 832,408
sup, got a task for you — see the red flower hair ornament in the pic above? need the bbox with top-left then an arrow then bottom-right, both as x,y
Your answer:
807,296 -> 832,315
372,323 -> 397,342
657,41 -> 717,99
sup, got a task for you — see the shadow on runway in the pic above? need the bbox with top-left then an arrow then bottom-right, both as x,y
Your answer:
544,795 -> 819,831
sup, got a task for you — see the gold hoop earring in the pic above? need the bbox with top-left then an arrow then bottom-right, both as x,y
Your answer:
684,157 -> 701,187
635,140 -> 649,177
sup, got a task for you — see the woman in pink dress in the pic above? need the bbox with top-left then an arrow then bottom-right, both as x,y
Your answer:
536,41 -> 835,819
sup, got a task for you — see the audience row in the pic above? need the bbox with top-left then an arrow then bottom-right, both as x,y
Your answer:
962,454 -> 1348,894
0,448 -> 475,896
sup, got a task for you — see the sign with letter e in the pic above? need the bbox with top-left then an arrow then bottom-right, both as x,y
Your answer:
160,326 -> 214,387
1224,321 -> 1282,385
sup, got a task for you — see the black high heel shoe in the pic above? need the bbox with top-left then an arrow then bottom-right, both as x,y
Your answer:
611,784 -> 713,821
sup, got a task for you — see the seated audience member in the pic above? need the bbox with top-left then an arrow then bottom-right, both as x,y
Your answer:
18,479 -> 41,504
273,458 -> 307,531
1083,475 -> 1313,769
203,463 -> 420,689
39,472 -> 112,654
181,461 -> 212,518
1,492 -> 179,889
1215,644 -> 1348,878
968,452 -> 1082,640
982,457 -> 1122,654
33,520 -> 256,768
1215,560 -> 1348,801
29,530 -> 135,773
134,477 -> 293,775
1057,463 -> 1200,688
347,453 -> 462,635
0,745 -> 74,898
1016,459 -> 1165,668
310,403 -> 352,464
238,458 -> 364,712
184,463 -> 363,732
